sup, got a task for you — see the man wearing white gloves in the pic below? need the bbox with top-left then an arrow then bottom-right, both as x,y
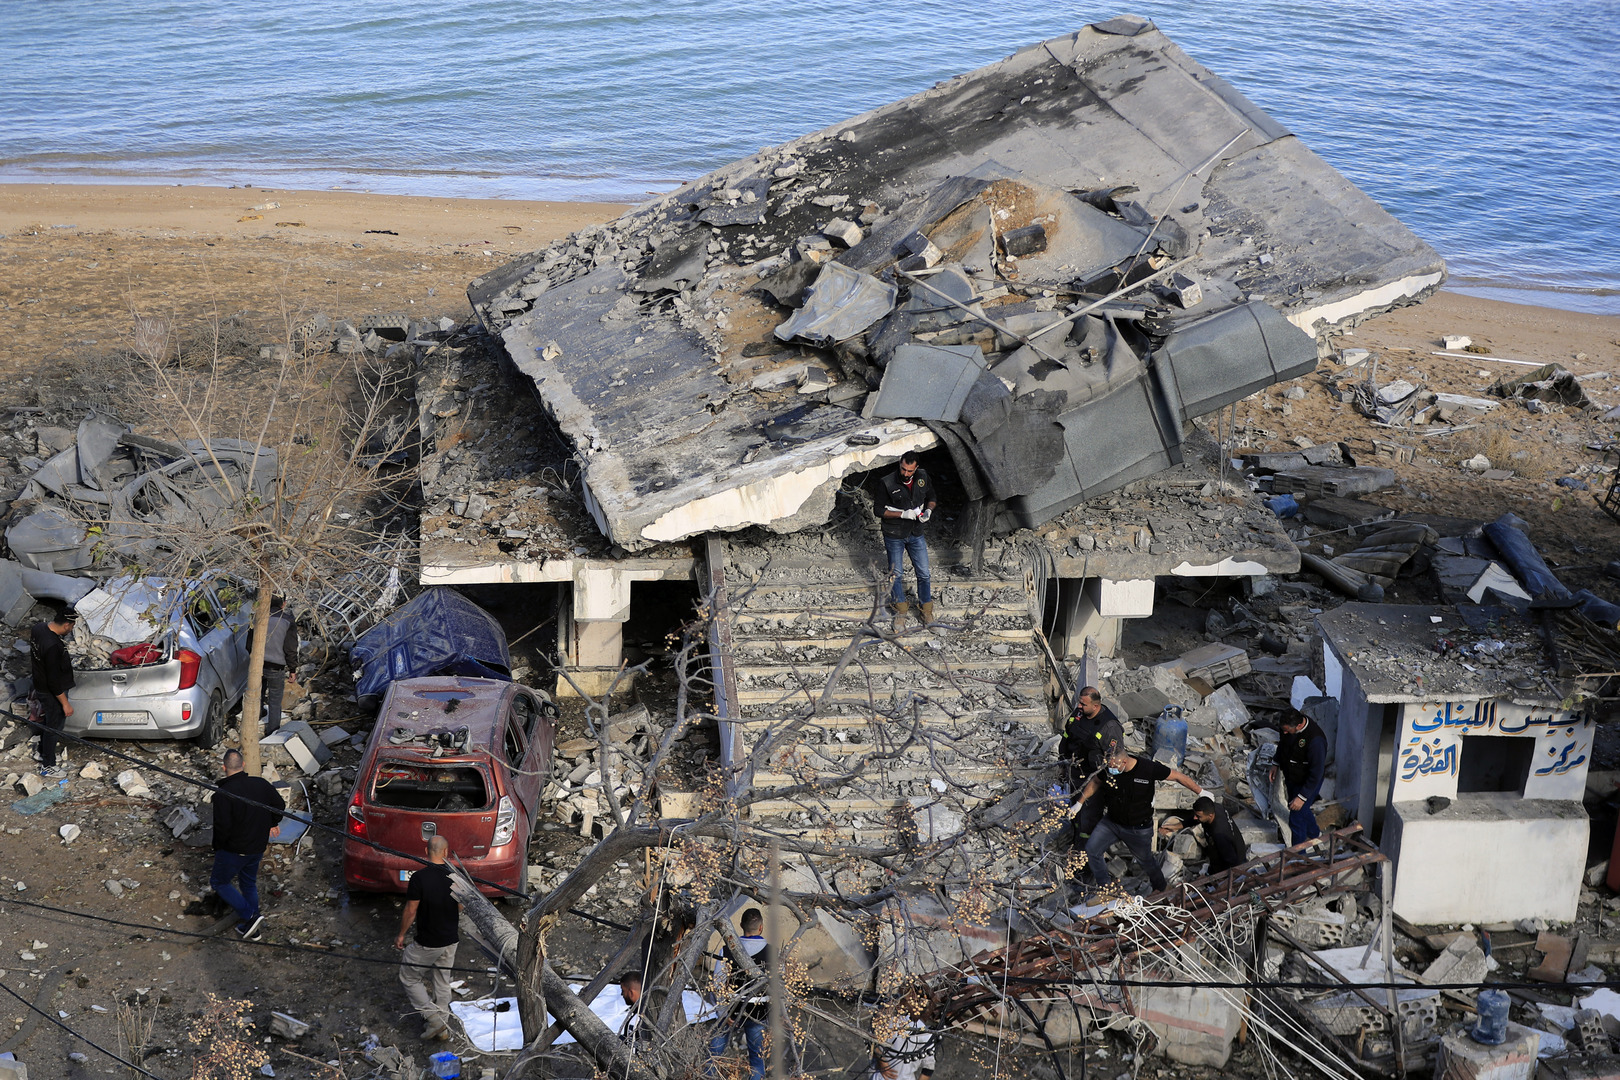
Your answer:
1067,748 -> 1206,896
875,452 -> 937,633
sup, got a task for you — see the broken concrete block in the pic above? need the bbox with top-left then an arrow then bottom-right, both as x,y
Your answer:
269,1011 -> 310,1039
16,772 -> 44,797
1000,223 -> 1047,257
1530,932 -> 1574,982
1202,684 -> 1250,732
1302,496 -> 1396,533
58,823 -> 79,844
259,721 -> 331,776
114,769 -> 151,797
1424,935 -> 1488,985
1135,964 -> 1245,1066
163,805 -> 200,838
318,725 -> 352,747
900,230 -> 943,267
1443,334 -> 1473,350
78,761 -> 104,780
0,1059 -> 29,1080
1177,643 -> 1250,687
820,218 -> 863,248
1435,1021 -> 1538,1080
1103,664 -> 1200,719
1462,454 -> 1492,472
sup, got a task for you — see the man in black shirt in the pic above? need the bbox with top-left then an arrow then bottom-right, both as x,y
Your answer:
1058,686 -> 1124,854
396,834 -> 460,1041
1270,710 -> 1327,845
875,452 -> 937,632
1068,749 -> 1206,895
210,749 -> 286,940
1190,796 -> 1248,874
28,604 -> 78,774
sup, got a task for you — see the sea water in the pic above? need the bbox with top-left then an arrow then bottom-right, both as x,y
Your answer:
3,0 -> 1616,312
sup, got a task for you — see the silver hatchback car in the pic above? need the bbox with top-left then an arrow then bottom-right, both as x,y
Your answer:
64,572 -> 253,746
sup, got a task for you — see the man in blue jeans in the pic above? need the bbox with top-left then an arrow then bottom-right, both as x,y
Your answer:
210,750 -> 285,940
1068,748 -> 1206,896
876,452 -> 936,633
708,907 -> 770,1080
1270,710 -> 1326,845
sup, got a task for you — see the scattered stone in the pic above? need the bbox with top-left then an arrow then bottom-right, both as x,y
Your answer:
1282,385 -> 1307,401
1442,334 -> 1472,350
270,1011 -> 311,1039
114,769 -> 151,797
820,219 -> 863,248
58,824 -> 80,845
16,772 -> 44,797
105,879 -> 124,897
1461,454 -> 1491,472
79,761 -> 104,780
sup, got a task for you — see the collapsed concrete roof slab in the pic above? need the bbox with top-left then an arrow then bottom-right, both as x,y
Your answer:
472,19 -> 1445,551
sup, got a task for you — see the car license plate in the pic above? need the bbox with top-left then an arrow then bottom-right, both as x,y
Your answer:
95,711 -> 148,725
399,870 -> 414,882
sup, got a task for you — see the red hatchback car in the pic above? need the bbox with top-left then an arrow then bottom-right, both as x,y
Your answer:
343,677 -> 556,897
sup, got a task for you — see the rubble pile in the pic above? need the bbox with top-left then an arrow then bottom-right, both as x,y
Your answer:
468,18 -> 1444,553
541,703 -> 663,837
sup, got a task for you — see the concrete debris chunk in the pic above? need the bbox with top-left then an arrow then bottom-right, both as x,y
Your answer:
115,769 -> 151,798
269,1011 -> 310,1039
163,804 -> 200,838
78,761 -> 104,780
1104,664 -> 1201,719
58,823 -> 80,844
821,218 -> 863,248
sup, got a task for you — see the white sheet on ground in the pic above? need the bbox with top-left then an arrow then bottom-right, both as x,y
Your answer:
453,989 -> 713,1051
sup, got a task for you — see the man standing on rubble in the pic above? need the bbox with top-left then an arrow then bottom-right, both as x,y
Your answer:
211,749 -> 285,941
708,907 -> 770,1080
249,595 -> 299,736
1058,686 -> 1124,850
1189,796 -> 1248,874
876,452 -> 936,633
28,604 -> 77,776
395,834 -> 459,1041
1271,710 -> 1326,845
1068,748 -> 1207,896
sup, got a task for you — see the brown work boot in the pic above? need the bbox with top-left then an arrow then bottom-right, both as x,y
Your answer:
920,601 -> 935,627
892,602 -> 910,634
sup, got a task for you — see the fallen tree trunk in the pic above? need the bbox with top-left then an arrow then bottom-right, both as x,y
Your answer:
450,869 -> 662,1080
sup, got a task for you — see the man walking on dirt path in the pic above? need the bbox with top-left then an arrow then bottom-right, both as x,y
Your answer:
27,603 -> 77,776
395,834 -> 460,1041
876,451 -> 937,633
211,749 -> 285,940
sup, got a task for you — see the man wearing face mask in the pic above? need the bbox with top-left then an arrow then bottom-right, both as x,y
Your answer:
1067,748 -> 1206,895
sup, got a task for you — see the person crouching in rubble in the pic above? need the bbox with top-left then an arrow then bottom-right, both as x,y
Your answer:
1159,796 -> 1249,877
1068,748 -> 1206,896
876,451 -> 937,633
1271,710 -> 1326,845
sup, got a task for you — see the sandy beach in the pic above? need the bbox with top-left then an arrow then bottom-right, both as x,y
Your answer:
2,181 -> 1619,564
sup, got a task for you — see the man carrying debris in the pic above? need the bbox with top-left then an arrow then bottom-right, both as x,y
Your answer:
1189,796 -> 1248,874
1270,710 -> 1326,845
876,452 -> 937,633
249,595 -> 299,735
211,749 -> 285,940
708,907 -> 770,1080
1068,748 -> 1207,896
394,834 -> 459,1041
27,603 -> 77,776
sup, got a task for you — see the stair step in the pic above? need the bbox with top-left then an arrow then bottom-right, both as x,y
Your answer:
732,629 -> 1035,648
736,659 -> 1043,680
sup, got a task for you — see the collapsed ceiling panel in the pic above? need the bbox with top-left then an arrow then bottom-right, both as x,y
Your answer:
471,18 -> 1445,551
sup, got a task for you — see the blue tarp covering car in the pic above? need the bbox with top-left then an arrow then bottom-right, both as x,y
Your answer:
351,587 -> 511,706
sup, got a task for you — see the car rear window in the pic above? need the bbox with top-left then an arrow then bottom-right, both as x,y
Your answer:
370,760 -> 490,811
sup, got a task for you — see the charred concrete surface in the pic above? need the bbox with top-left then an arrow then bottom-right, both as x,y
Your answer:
470,18 -> 1444,552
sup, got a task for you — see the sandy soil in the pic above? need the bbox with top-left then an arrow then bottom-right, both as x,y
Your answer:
3,182 -> 1620,1079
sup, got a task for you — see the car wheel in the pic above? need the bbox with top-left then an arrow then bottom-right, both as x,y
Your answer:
195,689 -> 224,748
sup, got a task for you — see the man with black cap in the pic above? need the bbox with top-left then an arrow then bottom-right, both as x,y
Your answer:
28,604 -> 78,776
1271,710 -> 1327,844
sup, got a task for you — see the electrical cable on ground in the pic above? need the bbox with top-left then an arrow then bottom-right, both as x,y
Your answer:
0,977 -> 167,1080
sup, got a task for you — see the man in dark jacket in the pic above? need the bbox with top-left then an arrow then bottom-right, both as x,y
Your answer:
875,452 -> 936,633
211,749 -> 285,940
28,604 -> 78,775
1058,686 -> 1124,847
249,595 -> 299,735
1270,711 -> 1326,844
1190,796 -> 1249,874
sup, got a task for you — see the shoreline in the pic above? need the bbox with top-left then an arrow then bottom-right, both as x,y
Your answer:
0,183 -> 1616,385
4,181 -> 1616,318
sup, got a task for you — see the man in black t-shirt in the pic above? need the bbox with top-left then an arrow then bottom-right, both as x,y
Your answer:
875,452 -> 937,632
1068,749 -> 1206,895
395,835 -> 460,1041
1186,796 -> 1248,875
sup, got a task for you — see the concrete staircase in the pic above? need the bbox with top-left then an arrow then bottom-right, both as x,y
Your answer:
716,546 -> 1055,835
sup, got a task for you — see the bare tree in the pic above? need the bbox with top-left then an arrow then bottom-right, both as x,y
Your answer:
65,309 -> 418,772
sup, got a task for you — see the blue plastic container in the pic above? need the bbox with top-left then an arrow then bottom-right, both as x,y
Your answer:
1471,988 -> 1510,1045
430,1051 -> 462,1079
1267,493 -> 1298,518
1154,707 -> 1188,769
